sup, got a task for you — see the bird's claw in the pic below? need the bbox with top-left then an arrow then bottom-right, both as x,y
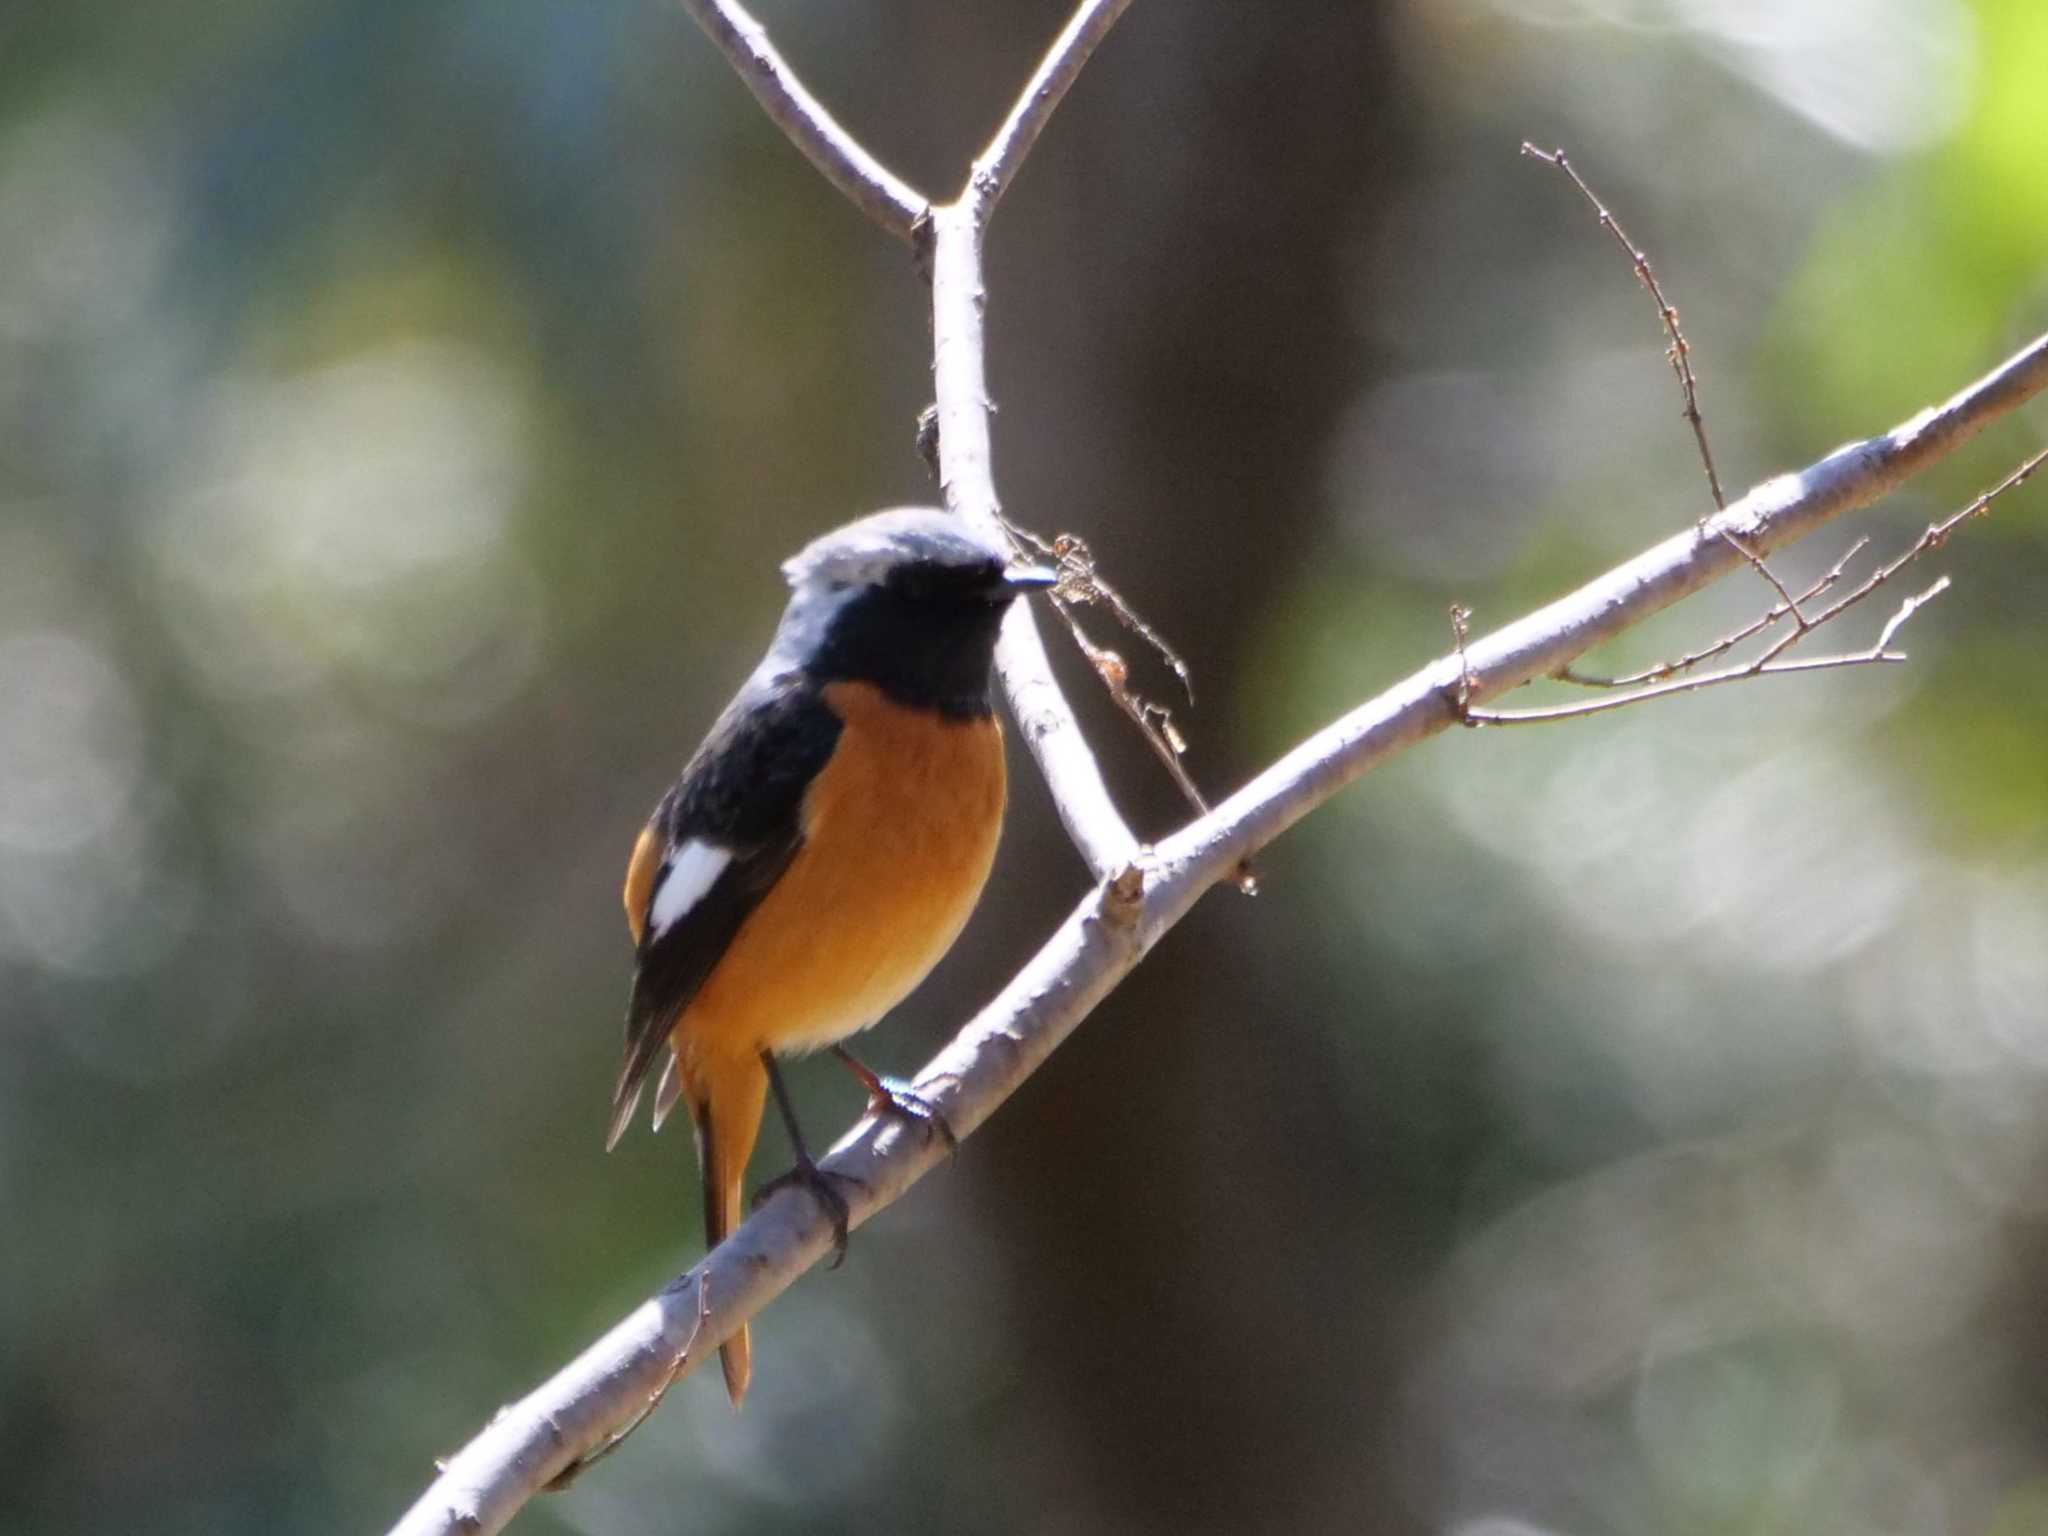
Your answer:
752,1158 -> 863,1267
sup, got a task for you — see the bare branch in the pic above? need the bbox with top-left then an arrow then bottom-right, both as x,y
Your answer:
928,203 -> 1143,879
1007,524 -> 1195,704
998,598 -> 1143,880
540,1275 -> 709,1491
1556,535 -> 1870,688
1715,526 -> 1809,621
387,330 -> 2048,1536
1520,142 -> 1841,636
1470,569 -> 1958,727
1035,587 -> 1260,893
1469,643 -> 1915,727
1874,576 -> 1951,654
969,0 -> 1138,216
1754,443 -> 2047,668
1501,442 -> 2042,721
1522,143 -> 1727,511
1191,332 -> 2048,867
676,0 -> 929,241
936,0 -> 1256,884
942,2 -> 1178,878
1002,523 -> 1252,884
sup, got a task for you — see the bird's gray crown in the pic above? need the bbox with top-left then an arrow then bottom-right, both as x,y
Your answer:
780,507 -> 1011,594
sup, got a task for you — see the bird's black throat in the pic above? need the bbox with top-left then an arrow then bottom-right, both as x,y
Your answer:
806,566 -> 1012,718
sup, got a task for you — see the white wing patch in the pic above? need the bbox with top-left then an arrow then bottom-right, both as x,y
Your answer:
647,839 -> 732,940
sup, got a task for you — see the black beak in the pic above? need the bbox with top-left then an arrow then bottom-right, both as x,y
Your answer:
998,563 -> 1060,597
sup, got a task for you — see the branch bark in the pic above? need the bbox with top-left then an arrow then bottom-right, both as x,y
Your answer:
969,0 -> 1137,218
675,0 -> 929,240
930,199 -> 1142,879
390,319 -> 2048,1534
928,0 -> 1146,878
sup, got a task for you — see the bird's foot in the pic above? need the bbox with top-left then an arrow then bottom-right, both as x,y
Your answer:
752,1156 -> 862,1268
832,1048 -> 958,1153
863,1074 -> 959,1153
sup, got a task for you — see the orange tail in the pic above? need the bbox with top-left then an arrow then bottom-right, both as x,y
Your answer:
689,1052 -> 767,1407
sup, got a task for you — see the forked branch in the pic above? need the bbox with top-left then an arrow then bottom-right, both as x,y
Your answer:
971,0 -> 1138,216
1464,444 -> 2048,725
681,0 -> 1180,882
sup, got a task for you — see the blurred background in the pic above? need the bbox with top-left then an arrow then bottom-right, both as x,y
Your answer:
4,0 -> 2047,1532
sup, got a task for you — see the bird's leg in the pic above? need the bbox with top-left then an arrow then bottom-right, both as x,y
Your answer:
831,1045 -> 959,1154
752,1050 -> 858,1266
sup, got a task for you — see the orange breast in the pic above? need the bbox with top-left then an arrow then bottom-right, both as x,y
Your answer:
674,680 -> 1006,1067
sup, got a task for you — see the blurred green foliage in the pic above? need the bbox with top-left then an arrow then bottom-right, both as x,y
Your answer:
2,2 -> 2045,1534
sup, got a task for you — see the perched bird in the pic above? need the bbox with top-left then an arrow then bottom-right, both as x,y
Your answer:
609,507 -> 1056,1405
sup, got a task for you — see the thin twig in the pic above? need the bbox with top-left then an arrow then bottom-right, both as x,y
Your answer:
1522,143 -> 1726,511
1474,443 -> 2045,724
1752,444 -> 2047,668
1003,520 -> 1254,885
1046,590 -> 1259,893
1554,536 -> 1869,688
1875,576 -> 1951,653
677,0 -> 929,242
1469,634 -> 1916,726
1005,523 -> 1195,702
969,0 -> 1138,217
1450,603 -> 1477,711
1472,571 -> 1953,727
1521,142 -> 1825,631
389,328 -> 2048,1536
1715,526 -> 1808,622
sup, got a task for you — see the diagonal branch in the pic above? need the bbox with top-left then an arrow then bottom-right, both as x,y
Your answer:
930,199 -> 1141,880
675,0 -> 929,241
936,0 -> 1147,876
969,0 -> 1138,217
933,0 -> 1145,875
387,329 -> 2048,1536
1170,333 -> 2048,872
1471,442 -> 2046,724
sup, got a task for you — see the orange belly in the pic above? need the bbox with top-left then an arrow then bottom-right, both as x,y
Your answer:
674,680 -> 1006,1070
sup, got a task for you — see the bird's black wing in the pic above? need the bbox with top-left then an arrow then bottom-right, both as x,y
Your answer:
608,671 -> 841,1146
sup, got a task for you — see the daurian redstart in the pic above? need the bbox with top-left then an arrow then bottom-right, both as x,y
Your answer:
607,507 -> 1056,1405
